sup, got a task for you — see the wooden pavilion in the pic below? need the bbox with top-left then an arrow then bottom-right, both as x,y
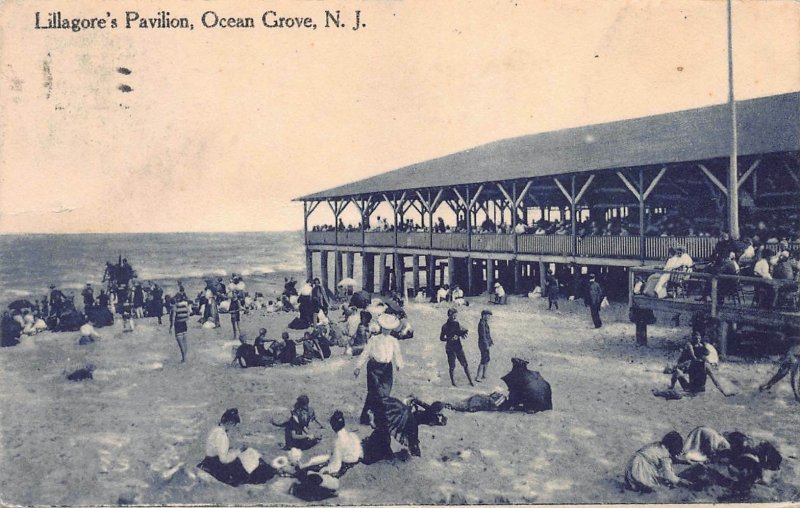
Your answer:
295,92 -> 800,301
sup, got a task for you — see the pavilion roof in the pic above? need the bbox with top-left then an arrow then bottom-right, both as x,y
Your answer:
296,92 -> 800,201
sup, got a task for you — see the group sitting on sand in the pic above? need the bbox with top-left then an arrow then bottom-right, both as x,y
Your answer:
624,426 -> 782,502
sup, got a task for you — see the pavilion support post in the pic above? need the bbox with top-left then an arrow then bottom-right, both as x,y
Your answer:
726,0 -> 739,240
334,251 -> 343,288
346,252 -> 355,278
539,261 -> 547,292
486,259 -> 495,295
467,256 -> 474,296
379,253 -> 388,295
305,249 -> 313,281
718,320 -> 729,360
427,255 -> 435,296
320,251 -> 329,289
639,169 -> 646,262
512,259 -> 520,293
412,255 -> 420,294
570,177 -> 577,256
394,253 -> 404,295
362,253 -> 375,293
448,256 -> 456,287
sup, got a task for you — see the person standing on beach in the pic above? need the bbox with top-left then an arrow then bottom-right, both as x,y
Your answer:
584,274 -> 604,329
151,283 -> 164,325
170,293 -> 190,362
229,290 -> 243,341
440,308 -> 474,387
475,310 -> 493,381
545,270 -> 559,310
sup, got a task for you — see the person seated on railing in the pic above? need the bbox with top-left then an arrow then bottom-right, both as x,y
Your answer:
435,217 -> 446,233
480,217 -> 496,233
648,248 -> 680,298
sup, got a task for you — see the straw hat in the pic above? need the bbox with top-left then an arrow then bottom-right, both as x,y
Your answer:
299,284 -> 312,296
366,303 -> 386,316
377,313 -> 400,331
493,282 -> 500,288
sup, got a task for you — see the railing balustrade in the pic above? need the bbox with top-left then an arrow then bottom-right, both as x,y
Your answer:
471,234 -> 514,252
577,235 -> 640,258
517,235 -> 572,256
432,233 -> 468,251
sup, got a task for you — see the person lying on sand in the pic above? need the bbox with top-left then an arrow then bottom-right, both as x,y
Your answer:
197,408 -> 276,486
624,431 -> 690,492
272,395 -> 324,450
66,364 -> 96,381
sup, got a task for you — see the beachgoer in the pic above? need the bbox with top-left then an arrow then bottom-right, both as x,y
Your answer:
351,311 -> 373,356
624,431 -> 687,492
546,270 -> 559,310
133,283 -> 145,319
229,290 -> 243,340
81,283 -> 94,310
439,308 -> 474,387
272,395 -> 324,450
150,283 -> 164,324
668,348 -> 734,396
170,293 -> 190,362
197,408 -> 276,486
492,282 -> 506,304
270,331 -> 297,364
319,410 -> 363,476
354,313 -> 404,430
584,274 -> 603,328
78,320 -> 101,345
475,309 -> 493,381
758,335 -> 800,393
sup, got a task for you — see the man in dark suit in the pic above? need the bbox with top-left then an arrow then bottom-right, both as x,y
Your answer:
584,274 -> 604,329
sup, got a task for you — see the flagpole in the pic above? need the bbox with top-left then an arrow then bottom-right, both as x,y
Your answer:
727,0 -> 739,239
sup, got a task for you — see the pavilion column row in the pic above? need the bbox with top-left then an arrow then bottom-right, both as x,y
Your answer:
305,249 -> 547,297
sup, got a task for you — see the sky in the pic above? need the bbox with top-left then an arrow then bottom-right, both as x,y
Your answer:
1,0 -> 798,234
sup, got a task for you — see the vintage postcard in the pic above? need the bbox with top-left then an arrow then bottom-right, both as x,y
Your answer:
1,0 -> 798,505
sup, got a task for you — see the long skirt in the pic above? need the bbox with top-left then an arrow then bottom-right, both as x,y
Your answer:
360,360 -> 393,421
197,455 -> 275,486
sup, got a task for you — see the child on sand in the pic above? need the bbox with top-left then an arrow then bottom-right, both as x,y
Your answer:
78,320 -> 101,345
624,431 -> 688,492
272,395 -> 324,450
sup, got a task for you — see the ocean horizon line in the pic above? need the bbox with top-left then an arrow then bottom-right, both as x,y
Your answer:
0,229 -> 303,236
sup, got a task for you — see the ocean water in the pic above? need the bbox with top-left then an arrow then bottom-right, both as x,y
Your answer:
0,231 -> 305,304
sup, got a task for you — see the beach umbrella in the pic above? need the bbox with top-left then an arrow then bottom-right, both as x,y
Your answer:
337,277 -> 358,287
7,299 -> 34,311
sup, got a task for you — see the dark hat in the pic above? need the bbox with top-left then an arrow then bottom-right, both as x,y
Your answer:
220,408 -> 240,426
481,309 -> 493,316
296,395 -> 310,407
588,274 -> 596,280
447,308 -> 458,316
49,284 -> 56,289
329,410 -> 345,432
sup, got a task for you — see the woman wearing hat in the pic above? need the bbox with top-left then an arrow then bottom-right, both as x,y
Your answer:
354,313 -> 404,436
475,310 -> 493,381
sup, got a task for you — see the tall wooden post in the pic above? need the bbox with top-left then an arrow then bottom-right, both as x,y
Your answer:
306,250 -> 313,281
486,259 -> 495,294
727,0 -> 739,239
466,186 -> 473,294
334,251 -> 343,288
570,176 -> 577,256
539,261 -> 547,292
467,257 -> 474,296
319,251 -> 329,289
639,169 -> 646,262
379,253 -> 388,294
412,255 -> 420,294
394,253 -> 404,295
447,256 -> 456,286
362,253 -> 375,293
346,252 -> 355,278
427,255 -> 435,294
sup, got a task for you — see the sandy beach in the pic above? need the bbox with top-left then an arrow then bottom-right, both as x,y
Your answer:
1,283 -> 798,505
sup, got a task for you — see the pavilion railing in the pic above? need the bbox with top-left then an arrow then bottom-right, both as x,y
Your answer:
517,235 -> 572,256
308,231 -> 337,245
339,231 -> 363,247
363,231 -> 395,247
577,235 -> 640,258
433,233 -> 468,251
471,233 -> 514,252
398,232 -> 430,248
644,236 -> 717,261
